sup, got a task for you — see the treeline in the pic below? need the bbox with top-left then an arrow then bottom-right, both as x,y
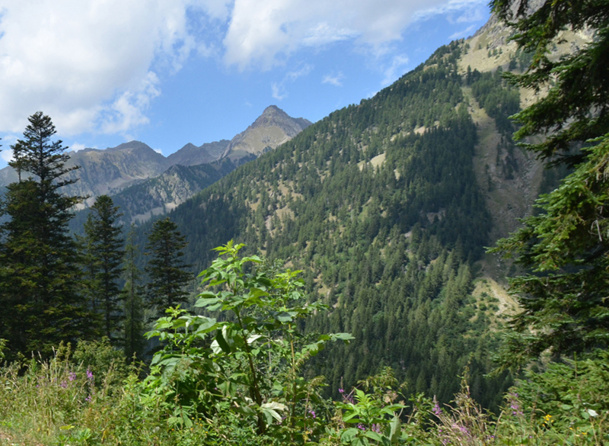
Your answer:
0,113 -> 193,362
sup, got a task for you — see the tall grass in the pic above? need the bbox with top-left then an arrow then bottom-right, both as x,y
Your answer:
1,341 -> 608,445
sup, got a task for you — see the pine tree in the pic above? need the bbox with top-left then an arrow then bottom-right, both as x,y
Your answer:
491,0 -> 609,363
83,195 -> 124,343
0,112 -> 90,358
145,217 -> 192,316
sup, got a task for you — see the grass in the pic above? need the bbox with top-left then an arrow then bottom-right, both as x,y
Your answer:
1,341 -> 608,445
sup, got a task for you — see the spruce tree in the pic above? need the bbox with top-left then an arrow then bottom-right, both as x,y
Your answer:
491,0 -> 609,363
83,195 -> 124,343
145,217 -> 191,316
0,112 -> 90,358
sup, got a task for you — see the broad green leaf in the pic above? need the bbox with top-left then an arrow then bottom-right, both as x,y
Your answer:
340,427 -> 360,442
215,331 -> 231,353
247,333 -> 263,344
260,401 -> 286,425
332,332 -> 356,342
389,414 -> 401,442
364,431 -> 383,442
277,311 -> 297,322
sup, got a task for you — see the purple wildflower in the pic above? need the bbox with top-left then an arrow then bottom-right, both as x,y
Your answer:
86,369 -> 94,380
309,410 -> 316,419
60,381 -> 67,388
507,392 -> 523,416
357,424 -> 366,430
85,395 -> 92,402
68,372 -> 76,381
433,402 -> 442,416
338,388 -> 344,394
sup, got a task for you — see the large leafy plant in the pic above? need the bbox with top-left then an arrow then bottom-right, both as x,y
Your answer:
144,241 -> 353,442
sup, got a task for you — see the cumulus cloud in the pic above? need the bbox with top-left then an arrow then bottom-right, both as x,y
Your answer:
0,0 -> 202,136
68,143 -> 87,152
0,0 -> 487,141
222,0 -> 485,70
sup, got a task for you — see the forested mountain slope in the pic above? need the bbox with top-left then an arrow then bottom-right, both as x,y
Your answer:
141,27 -> 551,406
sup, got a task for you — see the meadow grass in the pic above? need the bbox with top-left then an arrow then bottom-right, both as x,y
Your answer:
1,341 -> 608,445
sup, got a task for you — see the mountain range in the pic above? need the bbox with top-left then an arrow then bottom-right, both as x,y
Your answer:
0,105 -> 311,221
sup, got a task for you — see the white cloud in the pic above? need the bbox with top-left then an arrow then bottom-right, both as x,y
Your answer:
381,54 -> 410,86
271,83 -> 287,101
0,0 -> 201,136
271,64 -> 313,101
69,143 -> 87,152
449,24 -> 478,39
0,150 -> 12,164
0,0 -> 489,143
100,72 -> 161,134
222,0 -> 484,70
322,72 -> 344,87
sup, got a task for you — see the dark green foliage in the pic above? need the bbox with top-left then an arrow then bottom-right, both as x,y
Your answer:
122,225 -> 146,361
0,112 -> 92,358
492,0 -> 609,163
470,67 -> 520,136
490,0 -> 609,364
145,217 -> 192,315
83,195 -> 125,343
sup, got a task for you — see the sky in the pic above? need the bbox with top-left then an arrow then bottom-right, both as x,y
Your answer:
0,0 -> 490,168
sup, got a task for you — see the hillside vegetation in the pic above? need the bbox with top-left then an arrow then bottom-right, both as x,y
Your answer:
160,39 -> 524,406
2,0 -> 609,443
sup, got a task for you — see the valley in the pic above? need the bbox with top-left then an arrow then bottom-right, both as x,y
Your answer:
1,1 -> 607,443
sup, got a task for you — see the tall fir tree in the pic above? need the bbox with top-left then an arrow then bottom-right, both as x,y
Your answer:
0,112 -> 91,358
145,217 -> 192,317
491,0 -> 609,364
83,195 -> 124,343
122,225 -> 145,361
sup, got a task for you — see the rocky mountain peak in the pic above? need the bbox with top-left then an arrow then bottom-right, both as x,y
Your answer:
106,140 -> 155,153
222,106 -> 312,161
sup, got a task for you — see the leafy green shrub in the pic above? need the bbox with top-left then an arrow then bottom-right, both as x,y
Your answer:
143,241 -> 353,443
320,367 -> 429,445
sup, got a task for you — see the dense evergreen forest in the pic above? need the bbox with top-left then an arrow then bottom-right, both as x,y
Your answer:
160,40 -> 517,406
2,0 -> 609,442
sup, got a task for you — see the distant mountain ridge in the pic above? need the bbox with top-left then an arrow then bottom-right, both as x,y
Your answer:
166,140 -> 230,167
108,155 -> 254,225
0,106 -> 311,217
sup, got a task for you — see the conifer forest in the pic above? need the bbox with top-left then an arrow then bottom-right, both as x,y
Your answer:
1,0 -> 609,444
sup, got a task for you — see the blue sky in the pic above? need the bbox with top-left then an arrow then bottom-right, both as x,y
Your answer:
0,0 -> 489,168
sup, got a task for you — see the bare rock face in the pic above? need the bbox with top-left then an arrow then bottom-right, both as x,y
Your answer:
221,105 -> 312,161
167,140 -> 230,167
